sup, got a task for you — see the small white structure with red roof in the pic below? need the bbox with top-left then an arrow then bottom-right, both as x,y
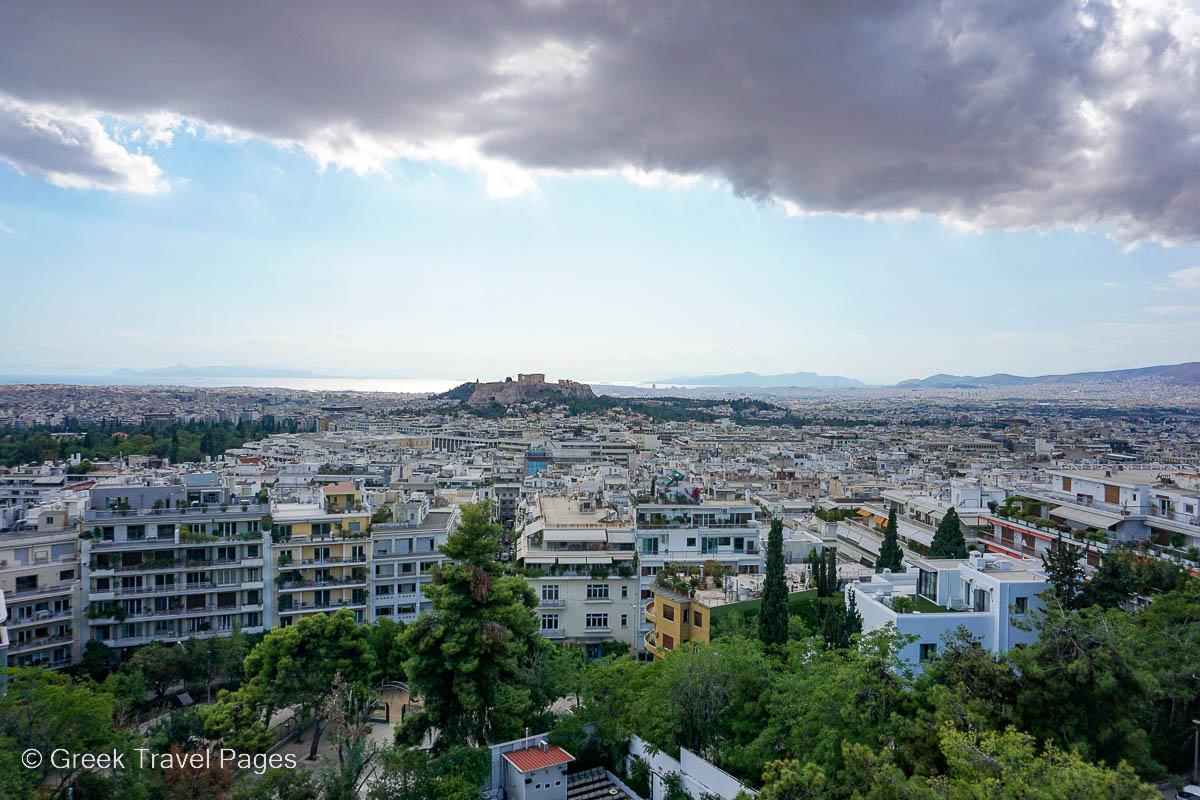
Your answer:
501,741 -> 574,800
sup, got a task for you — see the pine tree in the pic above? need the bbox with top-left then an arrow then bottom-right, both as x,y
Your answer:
875,507 -> 904,572
1041,533 -> 1085,609
400,500 -> 539,749
759,518 -> 789,648
929,507 -> 966,558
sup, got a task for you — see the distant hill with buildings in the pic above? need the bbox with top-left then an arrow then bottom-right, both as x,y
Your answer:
897,362 -> 1200,388
438,374 -> 596,406
658,370 -> 867,388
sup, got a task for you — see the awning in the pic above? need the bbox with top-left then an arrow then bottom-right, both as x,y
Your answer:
524,557 -> 556,564
523,519 -> 544,536
544,530 -> 608,543
586,556 -> 613,564
606,530 -> 635,544
558,556 -> 588,564
1049,505 -> 1122,529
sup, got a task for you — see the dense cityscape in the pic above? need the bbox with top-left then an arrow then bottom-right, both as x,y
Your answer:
7,1 -> 1200,798
0,371 -> 1196,798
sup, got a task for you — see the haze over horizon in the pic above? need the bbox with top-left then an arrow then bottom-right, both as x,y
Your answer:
4,2 -> 1200,383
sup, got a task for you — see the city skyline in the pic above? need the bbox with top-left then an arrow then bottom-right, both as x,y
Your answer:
4,2 -> 1200,383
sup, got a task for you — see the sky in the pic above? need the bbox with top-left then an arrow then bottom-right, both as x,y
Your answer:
2,0 -> 1200,385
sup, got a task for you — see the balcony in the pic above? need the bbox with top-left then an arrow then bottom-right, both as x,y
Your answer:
8,608 -> 74,626
643,630 -> 659,652
644,600 -> 656,623
85,502 -> 270,522
539,628 -> 565,639
537,597 -> 565,608
9,633 -> 74,652
275,554 -> 367,569
102,581 -> 217,598
276,598 -> 367,615
6,582 -> 77,601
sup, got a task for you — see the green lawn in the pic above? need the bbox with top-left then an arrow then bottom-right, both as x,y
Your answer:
915,596 -> 962,613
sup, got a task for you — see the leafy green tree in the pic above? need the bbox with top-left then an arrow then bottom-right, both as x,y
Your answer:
367,745 -> 489,800
875,508 -> 903,572
0,667 -> 141,798
928,507 -> 966,559
399,500 -> 539,749
232,767 -> 321,800
79,638 -> 114,680
128,641 -> 191,700
205,609 -> 375,759
759,519 -> 789,649
845,725 -> 1158,799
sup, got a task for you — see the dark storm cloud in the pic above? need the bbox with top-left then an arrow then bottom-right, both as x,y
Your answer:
1,0 -> 1197,240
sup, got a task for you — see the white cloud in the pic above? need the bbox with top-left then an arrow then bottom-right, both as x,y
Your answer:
0,93 -> 167,194
0,219 -> 11,233
1165,266 -> 1200,289
1145,305 -> 1200,314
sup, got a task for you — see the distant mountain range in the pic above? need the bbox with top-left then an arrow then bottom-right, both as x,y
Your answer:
110,365 -> 326,378
659,371 -> 867,388
896,362 -> 1200,388
659,362 -> 1200,389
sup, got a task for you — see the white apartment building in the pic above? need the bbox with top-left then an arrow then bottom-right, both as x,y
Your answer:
0,506 -> 80,669
81,484 -> 268,654
633,487 -> 764,654
848,552 -> 1047,669
518,494 -> 640,658
369,495 -> 457,624
978,468 -> 1200,571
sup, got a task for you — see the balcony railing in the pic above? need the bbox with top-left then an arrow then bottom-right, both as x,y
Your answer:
86,502 -> 270,521
6,582 -> 76,600
644,600 -> 656,623
276,598 -> 367,614
9,633 -> 74,651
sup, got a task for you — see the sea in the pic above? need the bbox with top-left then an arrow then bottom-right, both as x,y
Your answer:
0,375 -> 465,394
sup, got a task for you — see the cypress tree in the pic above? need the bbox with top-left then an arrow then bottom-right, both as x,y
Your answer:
825,548 -> 838,594
759,518 -> 789,648
929,507 -> 966,558
1041,533 -> 1085,609
875,507 -> 904,572
808,549 -> 826,597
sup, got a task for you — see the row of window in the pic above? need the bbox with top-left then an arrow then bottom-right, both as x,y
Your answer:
539,583 -> 630,601
539,612 -> 629,630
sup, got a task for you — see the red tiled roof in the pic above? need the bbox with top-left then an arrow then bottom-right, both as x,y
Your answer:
322,481 -> 357,494
502,744 -> 574,773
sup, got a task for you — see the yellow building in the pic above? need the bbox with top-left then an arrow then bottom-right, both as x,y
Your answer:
321,481 -> 363,512
269,503 -> 371,625
643,585 -> 711,659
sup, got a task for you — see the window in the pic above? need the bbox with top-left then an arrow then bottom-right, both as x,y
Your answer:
620,614 -> 628,627
1014,596 -> 1028,613
15,576 -> 36,592
375,585 -> 393,596
586,584 -> 609,600
693,611 -> 703,628
682,608 -> 689,624
662,604 -> 674,621
349,521 -> 361,532
621,585 -> 628,599
585,613 -> 609,629
540,613 -> 560,631
59,569 -> 74,581
687,537 -> 696,547
541,584 -> 560,601
919,643 -> 938,662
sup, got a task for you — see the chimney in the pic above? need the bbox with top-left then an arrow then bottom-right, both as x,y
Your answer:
539,741 -> 548,752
